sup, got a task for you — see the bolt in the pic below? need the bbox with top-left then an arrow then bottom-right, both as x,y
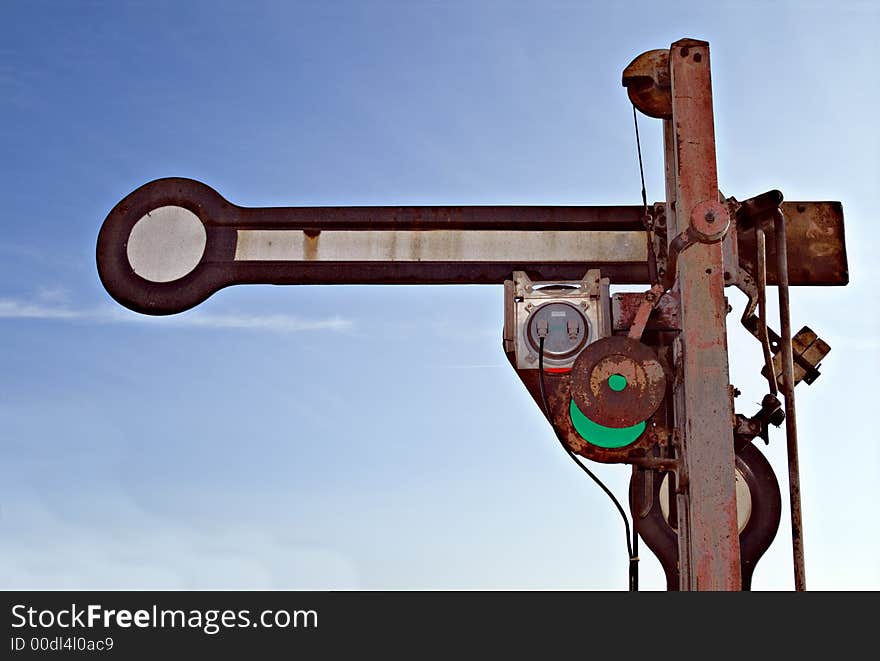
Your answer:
705,210 -> 716,223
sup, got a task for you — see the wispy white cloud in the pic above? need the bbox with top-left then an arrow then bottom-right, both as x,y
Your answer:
0,299 -> 80,320
0,298 -> 352,333
166,311 -> 352,332
36,286 -> 71,303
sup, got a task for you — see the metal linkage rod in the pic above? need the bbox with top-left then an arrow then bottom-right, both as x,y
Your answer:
756,225 -> 778,395
774,208 -> 807,591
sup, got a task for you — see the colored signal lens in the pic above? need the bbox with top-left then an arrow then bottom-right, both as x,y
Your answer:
608,373 -> 627,392
568,399 -> 645,449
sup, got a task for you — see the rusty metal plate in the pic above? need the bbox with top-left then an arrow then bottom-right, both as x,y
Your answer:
612,291 -> 680,332
505,340 -> 672,465
762,325 -> 830,386
569,336 -> 666,428
738,201 -> 848,286
622,49 -> 672,119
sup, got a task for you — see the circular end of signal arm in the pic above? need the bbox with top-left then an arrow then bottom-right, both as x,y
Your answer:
96,177 -> 235,315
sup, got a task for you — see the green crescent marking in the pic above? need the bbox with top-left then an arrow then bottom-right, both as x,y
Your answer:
569,399 -> 646,449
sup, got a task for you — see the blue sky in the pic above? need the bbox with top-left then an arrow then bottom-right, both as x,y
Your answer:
1,0 -> 877,590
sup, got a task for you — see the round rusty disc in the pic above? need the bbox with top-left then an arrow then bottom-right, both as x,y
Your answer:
570,336 -> 666,428
621,49 -> 672,119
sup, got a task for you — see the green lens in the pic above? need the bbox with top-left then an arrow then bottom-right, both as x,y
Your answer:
608,373 -> 627,392
569,399 -> 645,449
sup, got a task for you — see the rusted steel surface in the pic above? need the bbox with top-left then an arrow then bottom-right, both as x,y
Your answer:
613,291 -> 680,332
737,201 -> 848,286
511,366 -> 665,465
762,326 -> 830,386
755,223 -> 779,395
629,443 -> 781,591
625,284 -> 667,340
97,178 -> 652,315
666,38 -> 742,590
570,336 -> 666,428
622,49 -> 672,119
505,345 -> 669,465
773,209 -> 807,591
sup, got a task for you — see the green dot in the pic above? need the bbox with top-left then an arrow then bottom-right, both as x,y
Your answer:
608,373 -> 627,392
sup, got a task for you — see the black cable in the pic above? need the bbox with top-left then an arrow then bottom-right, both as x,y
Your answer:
633,105 -> 649,214
537,337 -> 638,591
632,481 -> 639,592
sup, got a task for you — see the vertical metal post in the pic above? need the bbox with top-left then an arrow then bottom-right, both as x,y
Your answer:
664,39 -> 742,590
774,209 -> 807,591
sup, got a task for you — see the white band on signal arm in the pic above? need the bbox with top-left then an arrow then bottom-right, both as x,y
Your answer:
233,229 -> 647,263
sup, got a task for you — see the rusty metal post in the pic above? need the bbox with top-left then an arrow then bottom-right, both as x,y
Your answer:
664,39 -> 742,590
774,209 -> 807,591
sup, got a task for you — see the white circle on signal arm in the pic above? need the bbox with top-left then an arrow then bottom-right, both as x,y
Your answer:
659,469 -> 752,534
126,206 -> 207,282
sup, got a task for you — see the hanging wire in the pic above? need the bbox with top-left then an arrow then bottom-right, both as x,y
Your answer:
633,106 -> 660,287
537,337 -> 638,591
633,105 -> 649,215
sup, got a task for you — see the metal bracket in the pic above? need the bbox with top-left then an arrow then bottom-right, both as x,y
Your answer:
627,283 -> 667,341
734,394 -> 785,451
762,326 -> 830,387
660,200 -> 730,291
